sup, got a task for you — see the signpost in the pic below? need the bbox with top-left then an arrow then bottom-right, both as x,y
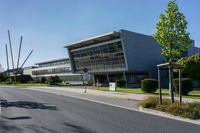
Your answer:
83,68 -> 88,93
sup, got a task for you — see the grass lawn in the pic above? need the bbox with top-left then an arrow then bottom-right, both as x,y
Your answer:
0,82 -> 48,87
95,87 -> 143,94
95,87 -> 200,99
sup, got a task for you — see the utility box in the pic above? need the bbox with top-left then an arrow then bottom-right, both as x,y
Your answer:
109,82 -> 116,91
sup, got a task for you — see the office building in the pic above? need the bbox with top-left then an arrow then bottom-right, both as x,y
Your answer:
65,29 -> 200,87
32,58 -> 82,84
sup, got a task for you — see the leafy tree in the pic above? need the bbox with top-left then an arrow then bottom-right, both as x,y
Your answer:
153,0 -> 192,62
0,73 -> 7,82
153,0 -> 191,103
176,53 -> 200,80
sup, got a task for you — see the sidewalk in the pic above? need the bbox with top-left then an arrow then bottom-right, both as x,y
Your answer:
1,85 -> 200,103
32,86 -> 148,100
28,86 -> 200,103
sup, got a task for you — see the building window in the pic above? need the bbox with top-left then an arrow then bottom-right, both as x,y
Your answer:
71,40 -> 126,72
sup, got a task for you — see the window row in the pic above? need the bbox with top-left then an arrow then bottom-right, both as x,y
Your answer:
71,41 -> 126,72
39,60 -> 70,67
32,67 -> 71,75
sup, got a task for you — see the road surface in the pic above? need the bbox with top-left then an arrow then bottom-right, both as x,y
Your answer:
0,87 -> 199,133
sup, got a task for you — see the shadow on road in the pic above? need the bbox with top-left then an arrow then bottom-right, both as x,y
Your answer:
63,122 -> 95,133
1,116 -> 32,120
0,99 -> 58,111
0,119 -> 22,132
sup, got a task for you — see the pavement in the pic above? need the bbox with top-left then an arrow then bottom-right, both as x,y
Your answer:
0,86 -> 200,133
22,86 -> 200,103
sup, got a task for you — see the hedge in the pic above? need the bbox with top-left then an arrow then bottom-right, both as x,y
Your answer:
116,79 -> 126,88
173,78 -> 193,95
141,79 -> 158,93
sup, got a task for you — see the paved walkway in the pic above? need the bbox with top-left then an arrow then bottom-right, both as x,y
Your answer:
26,86 -> 200,103
1,85 -> 200,103
33,86 -> 148,100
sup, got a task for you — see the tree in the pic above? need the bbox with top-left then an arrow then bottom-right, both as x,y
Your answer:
0,73 -> 7,82
153,0 -> 192,103
153,0 -> 192,62
176,53 -> 200,80
0,64 -> 4,72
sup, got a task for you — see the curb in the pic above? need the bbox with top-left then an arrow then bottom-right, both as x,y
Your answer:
139,106 -> 200,126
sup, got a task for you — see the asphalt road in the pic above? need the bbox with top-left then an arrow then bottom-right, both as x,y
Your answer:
0,87 -> 200,133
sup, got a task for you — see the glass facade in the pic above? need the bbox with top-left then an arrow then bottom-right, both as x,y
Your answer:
71,40 -> 126,72
32,67 -> 71,75
38,60 -> 69,67
32,59 -> 71,76
126,73 -> 148,84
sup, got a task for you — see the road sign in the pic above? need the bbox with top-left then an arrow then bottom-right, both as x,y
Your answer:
82,68 -> 88,93
83,67 -> 88,73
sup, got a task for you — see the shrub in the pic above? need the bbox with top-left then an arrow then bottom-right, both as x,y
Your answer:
40,77 -> 47,83
139,97 -> 200,119
141,79 -> 158,93
116,79 -> 126,88
139,96 -> 159,108
19,75 -> 33,83
173,78 -> 193,95
49,76 -> 62,85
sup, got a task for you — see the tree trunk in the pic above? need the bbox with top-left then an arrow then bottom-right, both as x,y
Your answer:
169,65 -> 174,103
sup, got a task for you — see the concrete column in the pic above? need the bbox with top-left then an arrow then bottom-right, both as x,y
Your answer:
97,77 -> 99,88
106,73 -> 110,83
123,72 -> 127,87
92,75 -> 96,87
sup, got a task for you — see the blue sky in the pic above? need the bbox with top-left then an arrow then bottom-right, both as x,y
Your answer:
0,0 -> 199,69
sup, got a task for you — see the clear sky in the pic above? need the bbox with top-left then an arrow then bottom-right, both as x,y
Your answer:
0,0 -> 199,70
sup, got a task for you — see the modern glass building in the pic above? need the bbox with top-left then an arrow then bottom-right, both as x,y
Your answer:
65,29 -> 200,87
32,58 -> 82,84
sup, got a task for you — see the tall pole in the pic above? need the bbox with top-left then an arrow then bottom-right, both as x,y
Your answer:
5,44 -> 11,83
17,36 -> 23,71
17,50 -> 33,74
15,36 -> 23,82
8,30 -> 15,69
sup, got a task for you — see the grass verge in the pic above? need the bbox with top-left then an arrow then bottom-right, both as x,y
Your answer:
95,87 -> 200,99
0,82 -> 48,87
139,96 -> 200,120
95,87 -> 143,94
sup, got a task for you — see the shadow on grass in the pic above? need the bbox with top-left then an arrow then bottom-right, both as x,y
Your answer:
0,99 -> 58,111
